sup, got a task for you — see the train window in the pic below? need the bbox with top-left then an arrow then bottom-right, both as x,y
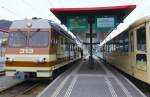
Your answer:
116,43 -> 119,52
123,32 -> 128,52
108,44 -> 111,52
106,45 -> 108,52
70,44 -> 72,51
9,32 -> 27,47
58,36 -> 61,45
130,32 -> 134,52
51,32 -> 57,46
110,44 -> 113,52
119,38 -> 124,52
50,35 -> 54,46
136,54 -> 147,65
65,39 -> 69,51
61,37 -> 64,45
109,43 -> 112,52
115,38 -> 120,52
113,44 -> 116,52
136,27 -> 146,51
113,39 -> 117,52
29,32 -> 49,47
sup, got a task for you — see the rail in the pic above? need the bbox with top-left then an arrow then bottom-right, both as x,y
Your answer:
0,80 -> 50,97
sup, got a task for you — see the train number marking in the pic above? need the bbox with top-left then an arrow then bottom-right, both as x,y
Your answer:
19,49 -> 34,54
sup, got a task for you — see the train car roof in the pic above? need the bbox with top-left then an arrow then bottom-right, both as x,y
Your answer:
9,19 -> 50,29
49,20 -> 76,42
9,19 -> 78,44
107,16 -> 150,43
129,16 -> 150,29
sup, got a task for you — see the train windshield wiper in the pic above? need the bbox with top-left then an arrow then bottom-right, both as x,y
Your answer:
29,32 -> 37,38
29,29 -> 40,38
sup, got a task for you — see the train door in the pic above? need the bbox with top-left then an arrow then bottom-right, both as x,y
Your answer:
135,26 -> 147,71
50,29 -> 56,71
129,31 -> 135,75
57,35 -> 62,61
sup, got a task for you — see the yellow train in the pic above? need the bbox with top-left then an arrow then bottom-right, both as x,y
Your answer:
101,16 -> 150,84
5,19 -> 82,79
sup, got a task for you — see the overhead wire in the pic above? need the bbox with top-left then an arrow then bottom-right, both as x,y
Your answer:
0,0 -> 48,19
21,0 -> 41,15
0,1 -> 22,18
1,6 -> 19,17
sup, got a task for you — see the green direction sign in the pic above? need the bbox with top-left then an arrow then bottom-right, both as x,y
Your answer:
95,16 -> 116,30
67,16 -> 88,31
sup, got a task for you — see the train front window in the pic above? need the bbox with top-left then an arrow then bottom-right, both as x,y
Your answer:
9,32 -> 27,47
29,32 -> 49,47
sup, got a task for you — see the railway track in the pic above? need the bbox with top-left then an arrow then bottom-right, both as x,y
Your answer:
0,71 -> 5,76
0,80 -> 50,97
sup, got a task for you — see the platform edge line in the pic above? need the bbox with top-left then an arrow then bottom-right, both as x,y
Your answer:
64,76 -> 78,97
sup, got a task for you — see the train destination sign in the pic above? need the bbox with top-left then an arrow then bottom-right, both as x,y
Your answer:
95,16 -> 116,30
67,16 -> 88,31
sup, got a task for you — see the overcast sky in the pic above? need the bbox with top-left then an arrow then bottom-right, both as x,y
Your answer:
0,0 -> 140,22
0,0 -> 60,23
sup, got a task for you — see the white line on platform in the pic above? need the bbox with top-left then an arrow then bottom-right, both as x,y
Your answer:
37,61 -> 83,97
112,67 -> 146,97
97,59 -> 133,97
105,76 -> 118,97
50,63 -> 81,97
71,74 -> 114,78
64,76 -> 78,97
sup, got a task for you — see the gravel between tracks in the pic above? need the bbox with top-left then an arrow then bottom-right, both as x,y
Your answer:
0,80 -> 50,97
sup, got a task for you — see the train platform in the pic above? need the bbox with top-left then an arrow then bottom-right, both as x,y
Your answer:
37,56 -> 146,97
0,76 -> 23,92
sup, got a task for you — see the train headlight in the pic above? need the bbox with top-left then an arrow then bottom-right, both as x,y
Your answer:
36,58 -> 46,63
6,57 -> 14,62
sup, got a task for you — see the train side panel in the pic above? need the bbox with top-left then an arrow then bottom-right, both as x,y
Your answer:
103,17 -> 150,84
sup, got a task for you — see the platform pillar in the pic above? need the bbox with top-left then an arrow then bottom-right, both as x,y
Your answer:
89,17 -> 93,69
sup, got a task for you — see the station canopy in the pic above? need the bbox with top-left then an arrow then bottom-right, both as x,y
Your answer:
49,0 -> 136,43
49,0 -> 136,22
